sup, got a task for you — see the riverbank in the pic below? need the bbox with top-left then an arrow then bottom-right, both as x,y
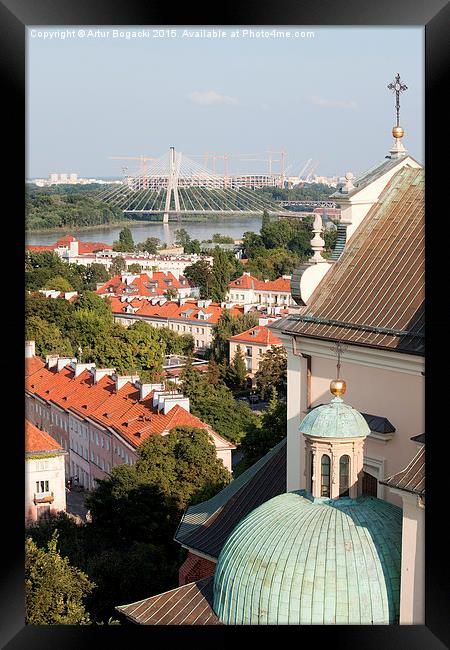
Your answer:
26,215 -> 264,247
26,213 -> 259,235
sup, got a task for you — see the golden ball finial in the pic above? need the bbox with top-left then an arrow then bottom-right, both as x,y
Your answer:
330,378 -> 347,397
392,125 -> 404,139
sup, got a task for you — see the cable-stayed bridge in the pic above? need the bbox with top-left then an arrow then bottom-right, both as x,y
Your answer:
98,147 -> 294,223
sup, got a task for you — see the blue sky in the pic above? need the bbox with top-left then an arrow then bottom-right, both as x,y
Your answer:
27,26 -> 424,178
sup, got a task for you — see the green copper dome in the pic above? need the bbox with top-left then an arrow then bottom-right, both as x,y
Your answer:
299,397 -> 371,438
213,492 -> 402,625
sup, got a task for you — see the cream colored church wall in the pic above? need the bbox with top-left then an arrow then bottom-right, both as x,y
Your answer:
308,355 -> 424,507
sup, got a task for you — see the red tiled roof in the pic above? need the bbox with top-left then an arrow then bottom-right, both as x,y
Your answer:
25,356 -> 45,378
111,297 -> 242,325
229,325 -> 282,346
96,272 -> 187,298
26,235 -> 112,254
25,420 -> 63,453
229,273 -> 291,293
25,361 -> 234,450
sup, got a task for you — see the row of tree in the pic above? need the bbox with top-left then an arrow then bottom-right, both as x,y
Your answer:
26,185 -> 125,231
25,426 -> 232,624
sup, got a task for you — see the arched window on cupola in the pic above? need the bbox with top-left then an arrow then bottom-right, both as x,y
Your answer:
321,454 -> 331,497
339,455 -> 350,497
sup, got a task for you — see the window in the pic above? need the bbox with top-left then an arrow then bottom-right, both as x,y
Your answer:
101,436 -> 104,448
246,347 -> 252,357
310,452 -> 314,493
321,455 -> 331,497
37,505 -> 51,521
339,455 -> 350,497
36,480 -> 49,494
96,433 -> 99,446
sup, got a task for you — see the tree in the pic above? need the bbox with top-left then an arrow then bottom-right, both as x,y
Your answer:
44,275 -> 74,292
25,531 -> 95,625
261,209 -> 271,229
207,358 -> 221,387
212,233 -> 234,244
254,345 -> 287,399
25,315 -> 73,358
240,386 -> 287,468
225,345 -> 247,393
74,291 -> 113,322
136,237 -> 160,254
113,227 -> 135,252
210,310 -> 259,364
174,228 -> 191,250
185,239 -> 201,255
210,247 -> 232,303
109,256 -> 126,276
165,286 -> 178,300
127,263 -> 142,274
183,260 -> 213,299
136,426 -> 232,509
181,371 -> 259,443
82,263 -> 109,291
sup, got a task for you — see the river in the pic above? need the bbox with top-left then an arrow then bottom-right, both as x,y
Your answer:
25,217 -> 263,247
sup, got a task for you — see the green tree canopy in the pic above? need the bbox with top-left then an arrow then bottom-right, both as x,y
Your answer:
239,386 -> 287,469
25,531 -> 95,625
43,275 -> 74,292
254,345 -> 287,399
136,237 -> 160,254
25,315 -> 74,358
74,291 -> 113,322
113,227 -> 135,252
183,259 -> 213,299
225,345 -> 247,393
127,263 -> 142,274
109,256 -> 126,276
210,310 -> 259,364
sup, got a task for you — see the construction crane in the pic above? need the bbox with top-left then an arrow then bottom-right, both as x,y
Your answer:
108,155 -> 156,176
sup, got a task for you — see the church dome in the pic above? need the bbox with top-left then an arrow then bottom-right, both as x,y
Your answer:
299,396 -> 371,438
213,491 -> 402,625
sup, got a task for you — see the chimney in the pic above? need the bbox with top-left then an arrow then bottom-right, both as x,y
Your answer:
71,362 -> 96,378
113,373 -> 140,392
161,395 -> 190,415
57,357 -> 77,372
90,367 -> 115,384
25,340 -> 35,358
134,380 -> 164,400
45,354 -> 60,370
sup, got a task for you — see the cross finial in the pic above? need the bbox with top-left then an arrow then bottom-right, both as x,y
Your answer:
329,341 -> 348,379
387,73 -> 408,127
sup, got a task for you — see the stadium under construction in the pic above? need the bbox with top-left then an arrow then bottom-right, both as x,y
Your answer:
97,147 -> 295,222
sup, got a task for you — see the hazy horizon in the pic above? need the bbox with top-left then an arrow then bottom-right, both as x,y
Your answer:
27,26 -> 424,179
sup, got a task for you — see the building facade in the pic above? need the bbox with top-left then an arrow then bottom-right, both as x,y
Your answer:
228,325 -> 282,377
25,420 -> 67,523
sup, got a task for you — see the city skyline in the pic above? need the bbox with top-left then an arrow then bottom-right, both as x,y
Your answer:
27,26 -> 424,179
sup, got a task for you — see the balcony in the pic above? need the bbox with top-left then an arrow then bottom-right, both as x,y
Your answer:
34,491 -> 54,505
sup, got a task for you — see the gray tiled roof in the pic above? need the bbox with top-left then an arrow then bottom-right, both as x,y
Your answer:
380,445 -> 425,497
175,437 -> 287,559
116,577 -> 221,625
272,167 -> 424,355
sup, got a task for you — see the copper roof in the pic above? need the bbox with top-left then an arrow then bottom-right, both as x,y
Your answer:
273,166 -> 424,354
116,577 -> 221,625
380,445 -> 425,497
175,438 -> 286,559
